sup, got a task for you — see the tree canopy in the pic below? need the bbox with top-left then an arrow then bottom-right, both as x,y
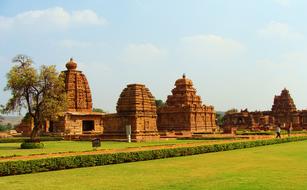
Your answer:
92,108 -> 106,113
155,99 -> 165,108
3,55 -> 67,139
225,108 -> 238,115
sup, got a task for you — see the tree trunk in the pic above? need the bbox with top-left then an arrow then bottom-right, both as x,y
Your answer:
30,123 -> 40,141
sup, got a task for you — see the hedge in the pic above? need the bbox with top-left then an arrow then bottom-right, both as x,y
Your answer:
1,136 -> 307,176
177,137 -> 248,140
0,137 -> 64,143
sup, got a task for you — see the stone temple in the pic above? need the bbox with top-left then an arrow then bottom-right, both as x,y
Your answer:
158,74 -> 217,134
223,88 -> 307,132
44,58 -> 103,136
16,59 -> 219,140
102,84 -> 160,141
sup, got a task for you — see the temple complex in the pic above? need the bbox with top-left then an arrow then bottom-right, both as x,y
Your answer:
102,84 -> 160,141
157,74 -> 216,134
223,88 -> 307,132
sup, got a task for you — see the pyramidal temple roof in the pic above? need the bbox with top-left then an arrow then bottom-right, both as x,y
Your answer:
271,88 -> 297,113
62,58 -> 92,112
166,74 -> 203,107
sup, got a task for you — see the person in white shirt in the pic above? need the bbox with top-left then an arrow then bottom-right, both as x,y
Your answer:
276,125 -> 281,138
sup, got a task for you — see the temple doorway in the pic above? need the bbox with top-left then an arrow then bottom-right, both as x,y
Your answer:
82,120 -> 94,132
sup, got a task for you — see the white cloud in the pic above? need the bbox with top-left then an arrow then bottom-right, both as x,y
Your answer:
180,34 -> 246,62
0,7 -> 107,30
258,21 -> 303,40
273,0 -> 290,7
120,43 -> 166,64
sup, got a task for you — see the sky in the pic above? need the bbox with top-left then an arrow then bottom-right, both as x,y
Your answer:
1,0 -> 307,113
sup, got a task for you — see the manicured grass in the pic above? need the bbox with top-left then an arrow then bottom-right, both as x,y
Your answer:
0,139 -> 218,157
1,141 -> 307,189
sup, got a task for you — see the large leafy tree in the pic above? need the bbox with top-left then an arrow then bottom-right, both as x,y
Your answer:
4,55 -> 67,140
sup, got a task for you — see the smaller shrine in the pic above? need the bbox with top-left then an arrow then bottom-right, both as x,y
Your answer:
102,84 -> 160,141
157,74 -> 217,134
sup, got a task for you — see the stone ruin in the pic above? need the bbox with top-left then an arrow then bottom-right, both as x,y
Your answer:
223,88 -> 307,132
158,74 -> 217,135
102,84 -> 160,141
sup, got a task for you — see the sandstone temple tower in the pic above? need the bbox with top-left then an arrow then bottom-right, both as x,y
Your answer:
157,74 -> 216,134
62,58 -> 92,112
103,84 -> 160,141
271,88 -> 299,127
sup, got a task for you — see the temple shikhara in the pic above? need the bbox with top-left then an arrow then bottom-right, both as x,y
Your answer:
158,74 -> 216,135
223,88 -> 307,132
16,58 -> 307,140
102,84 -> 160,141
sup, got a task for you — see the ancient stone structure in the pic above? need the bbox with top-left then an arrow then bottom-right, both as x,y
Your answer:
223,88 -> 307,132
62,58 -> 92,112
46,58 -> 103,136
157,74 -> 216,134
103,84 -> 160,141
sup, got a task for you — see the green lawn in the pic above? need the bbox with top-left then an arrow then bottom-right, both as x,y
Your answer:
1,140 -> 307,190
0,139 -> 217,157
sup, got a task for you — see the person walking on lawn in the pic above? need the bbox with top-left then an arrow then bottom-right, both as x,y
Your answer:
276,125 -> 281,138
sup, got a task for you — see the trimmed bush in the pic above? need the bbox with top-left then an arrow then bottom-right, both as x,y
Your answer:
20,142 -> 44,149
0,136 -> 307,176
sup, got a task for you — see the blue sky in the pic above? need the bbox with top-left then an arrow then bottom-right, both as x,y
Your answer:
1,0 -> 307,113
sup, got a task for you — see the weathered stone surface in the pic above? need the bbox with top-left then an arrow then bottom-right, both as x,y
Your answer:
223,88 -> 307,132
157,74 -> 216,134
103,84 -> 160,141
61,58 -> 92,112
272,88 -> 297,113
46,59 -> 102,136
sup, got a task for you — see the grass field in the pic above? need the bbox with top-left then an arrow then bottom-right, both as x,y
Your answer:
0,139 -> 218,157
1,140 -> 307,190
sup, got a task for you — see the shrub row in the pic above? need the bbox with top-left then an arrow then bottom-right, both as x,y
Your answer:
0,136 -> 64,143
236,130 -> 307,136
177,136 -> 248,140
1,136 -> 307,176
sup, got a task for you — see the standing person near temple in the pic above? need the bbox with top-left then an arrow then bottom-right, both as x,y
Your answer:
276,124 -> 281,138
287,123 -> 293,137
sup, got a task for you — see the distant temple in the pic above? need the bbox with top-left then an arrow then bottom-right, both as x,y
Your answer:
158,74 -> 216,134
223,88 -> 307,132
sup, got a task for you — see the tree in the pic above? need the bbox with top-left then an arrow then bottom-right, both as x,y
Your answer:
3,55 -> 67,140
92,108 -> 106,113
225,108 -> 238,115
155,99 -> 165,108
